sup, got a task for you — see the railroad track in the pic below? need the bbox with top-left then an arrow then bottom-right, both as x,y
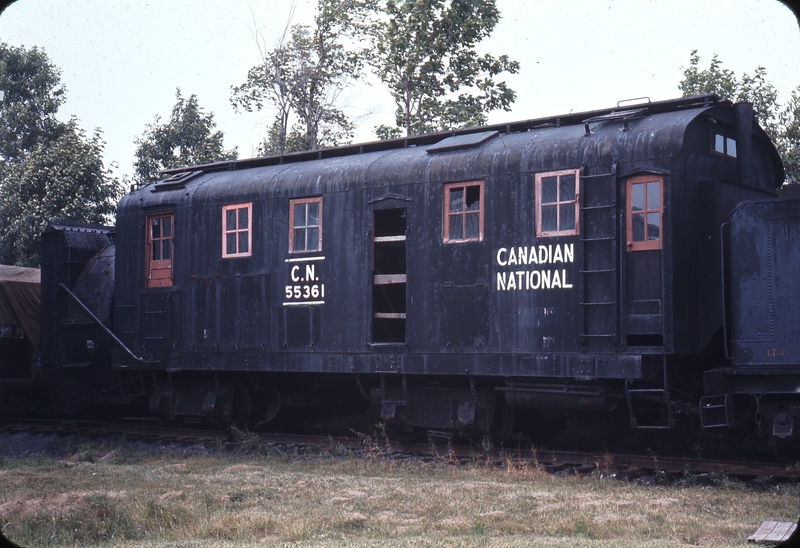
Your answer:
392,437 -> 800,484
1,418 -> 798,483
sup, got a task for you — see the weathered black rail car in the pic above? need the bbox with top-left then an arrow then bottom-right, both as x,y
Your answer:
39,222 -> 118,411
703,195 -> 800,445
40,94 -> 797,445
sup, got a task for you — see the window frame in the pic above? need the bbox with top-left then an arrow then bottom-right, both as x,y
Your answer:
289,196 -> 323,253
534,169 -> 581,237
221,202 -> 253,258
626,175 -> 663,252
442,180 -> 484,243
145,212 -> 174,288
712,132 -> 737,158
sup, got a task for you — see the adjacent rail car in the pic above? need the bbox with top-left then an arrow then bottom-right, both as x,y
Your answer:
704,195 -> 800,445
37,94 -> 799,446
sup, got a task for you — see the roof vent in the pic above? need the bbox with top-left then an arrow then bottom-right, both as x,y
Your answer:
426,130 -> 499,154
152,170 -> 203,192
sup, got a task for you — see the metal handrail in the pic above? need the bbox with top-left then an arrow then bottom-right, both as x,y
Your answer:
58,282 -> 156,364
719,223 -> 732,361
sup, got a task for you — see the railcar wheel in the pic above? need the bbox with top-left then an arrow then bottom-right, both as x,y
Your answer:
251,386 -> 282,430
491,399 -> 515,443
230,382 -> 253,429
385,427 -> 424,443
515,409 -> 565,444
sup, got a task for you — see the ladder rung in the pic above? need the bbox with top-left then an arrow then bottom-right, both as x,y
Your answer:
374,235 -> 406,242
374,274 -> 406,285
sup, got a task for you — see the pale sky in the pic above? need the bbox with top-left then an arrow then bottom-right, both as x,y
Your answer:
0,0 -> 798,180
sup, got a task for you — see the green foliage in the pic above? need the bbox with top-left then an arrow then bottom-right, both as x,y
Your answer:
0,120 -> 121,267
371,0 -> 519,137
374,124 -> 403,141
234,0 -> 517,147
231,39 -> 295,155
679,51 -> 739,104
0,43 -> 122,267
679,50 -> 799,184
257,118 -> 309,156
0,42 -> 66,163
779,87 -> 800,184
133,89 -> 237,184
231,0 -> 373,154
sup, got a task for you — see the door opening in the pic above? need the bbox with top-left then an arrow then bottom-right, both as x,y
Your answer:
372,209 -> 407,343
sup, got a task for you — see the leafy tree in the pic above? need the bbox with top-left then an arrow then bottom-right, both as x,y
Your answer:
679,50 -> 780,140
231,35 -> 295,155
679,51 -> 739,102
257,118 -> 309,156
0,43 -> 66,163
0,43 -> 121,267
133,89 -> 238,184
679,50 -> 798,184
371,0 -> 519,137
231,0 -> 373,154
778,87 -> 800,184
0,120 -> 121,266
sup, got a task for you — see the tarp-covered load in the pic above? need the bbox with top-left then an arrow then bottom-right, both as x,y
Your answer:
0,264 -> 40,347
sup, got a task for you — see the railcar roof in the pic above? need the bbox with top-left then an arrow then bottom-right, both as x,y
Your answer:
159,94 -> 728,180
119,93 -> 783,210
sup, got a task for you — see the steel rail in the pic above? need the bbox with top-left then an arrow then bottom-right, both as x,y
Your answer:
1,418 -> 797,481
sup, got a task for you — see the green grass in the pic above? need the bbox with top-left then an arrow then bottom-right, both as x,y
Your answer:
0,434 -> 798,547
